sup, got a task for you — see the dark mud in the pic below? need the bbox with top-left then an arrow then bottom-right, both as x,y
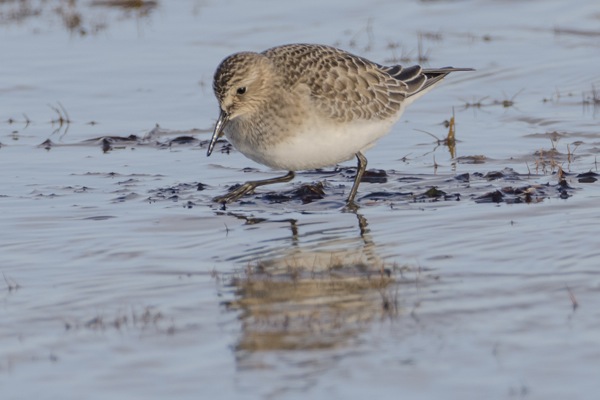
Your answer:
67,128 -> 595,209
2,0 -> 600,399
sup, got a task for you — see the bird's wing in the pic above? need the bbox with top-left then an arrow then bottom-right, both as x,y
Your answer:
263,44 -> 417,122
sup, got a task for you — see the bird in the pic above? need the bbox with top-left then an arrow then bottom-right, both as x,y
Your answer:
206,43 -> 472,208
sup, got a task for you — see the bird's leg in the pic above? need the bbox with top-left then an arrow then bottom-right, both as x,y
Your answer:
213,171 -> 295,204
346,152 -> 367,208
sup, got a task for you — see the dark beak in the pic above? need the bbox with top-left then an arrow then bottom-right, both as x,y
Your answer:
207,109 -> 229,157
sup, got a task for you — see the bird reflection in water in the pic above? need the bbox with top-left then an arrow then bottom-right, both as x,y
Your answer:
219,210 -> 418,354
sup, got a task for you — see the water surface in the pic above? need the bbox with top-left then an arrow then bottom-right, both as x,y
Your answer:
1,0 -> 600,399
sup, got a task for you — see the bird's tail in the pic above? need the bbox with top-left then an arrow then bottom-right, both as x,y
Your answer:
415,67 -> 475,96
383,65 -> 474,97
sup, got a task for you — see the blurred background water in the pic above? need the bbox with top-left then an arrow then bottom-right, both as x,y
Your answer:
1,0 -> 600,399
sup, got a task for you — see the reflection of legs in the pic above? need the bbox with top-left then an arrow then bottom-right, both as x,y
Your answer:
346,152 -> 367,207
213,171 -> 295,203
352,210 -> 388,276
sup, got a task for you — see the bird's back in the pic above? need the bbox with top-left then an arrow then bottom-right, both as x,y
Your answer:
261,44 -> 465,123
262,44 -> 410,122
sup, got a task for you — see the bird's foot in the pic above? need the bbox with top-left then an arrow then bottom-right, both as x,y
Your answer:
342,200 -> 360,212
213,182 -> 257,204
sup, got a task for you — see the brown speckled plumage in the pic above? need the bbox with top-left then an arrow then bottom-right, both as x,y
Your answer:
262,44 -> 409,122
207,43 -> 473,205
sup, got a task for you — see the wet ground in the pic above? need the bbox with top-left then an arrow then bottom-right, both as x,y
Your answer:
1,0 -> 600,399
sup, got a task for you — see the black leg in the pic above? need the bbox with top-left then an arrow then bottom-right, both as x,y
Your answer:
213,171 -> 295,203
346,152 -> 367,207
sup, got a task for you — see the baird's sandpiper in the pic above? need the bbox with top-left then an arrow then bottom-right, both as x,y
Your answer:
207,43 -> 472,208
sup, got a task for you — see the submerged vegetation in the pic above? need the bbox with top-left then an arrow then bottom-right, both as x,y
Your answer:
0,0 -> 158,34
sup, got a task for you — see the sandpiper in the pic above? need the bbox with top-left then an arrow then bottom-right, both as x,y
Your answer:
207,43 -> 472,207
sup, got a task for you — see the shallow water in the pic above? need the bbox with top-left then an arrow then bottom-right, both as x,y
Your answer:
1,0 -> 600,399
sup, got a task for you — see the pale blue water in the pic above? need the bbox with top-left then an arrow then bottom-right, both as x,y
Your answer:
1,0 -> 600,399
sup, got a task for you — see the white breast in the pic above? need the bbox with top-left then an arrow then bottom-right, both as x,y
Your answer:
228,111 -> 403,171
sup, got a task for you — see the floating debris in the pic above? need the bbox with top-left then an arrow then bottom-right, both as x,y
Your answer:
261,182 -> 326,204
361,169 -> 388,183
577,171 -> 598,183
475,190 -> 504,203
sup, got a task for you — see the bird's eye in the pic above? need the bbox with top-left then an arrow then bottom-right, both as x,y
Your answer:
236,87 -> 247,95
